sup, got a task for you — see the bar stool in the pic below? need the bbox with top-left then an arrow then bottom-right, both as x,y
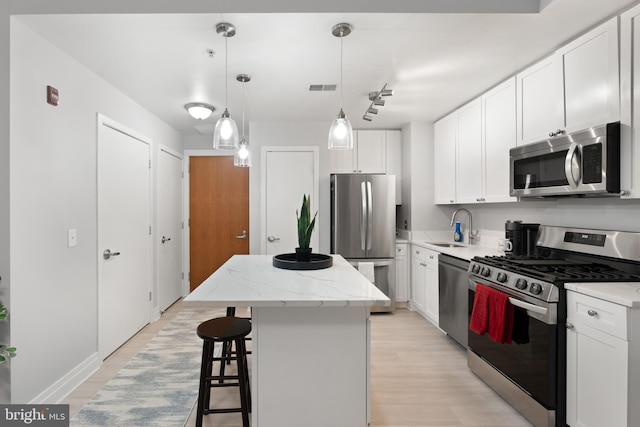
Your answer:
196,316 -> 251,427
220,307 -> 252,380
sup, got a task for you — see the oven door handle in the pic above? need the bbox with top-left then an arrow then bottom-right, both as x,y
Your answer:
508,297 -> 547,315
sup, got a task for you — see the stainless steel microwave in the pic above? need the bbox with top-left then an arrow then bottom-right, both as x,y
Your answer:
510,122 -> 620,198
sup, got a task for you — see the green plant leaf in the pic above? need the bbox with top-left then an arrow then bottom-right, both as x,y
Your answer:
296,194 -> 317,249
0,355 -> 5,363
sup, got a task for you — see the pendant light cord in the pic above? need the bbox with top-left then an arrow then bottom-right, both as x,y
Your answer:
225,35 -> 229,108
242,81 -> 246,137
340,28 -> 344,109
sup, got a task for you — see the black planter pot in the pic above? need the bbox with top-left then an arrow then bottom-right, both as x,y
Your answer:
295,247 -> 312,262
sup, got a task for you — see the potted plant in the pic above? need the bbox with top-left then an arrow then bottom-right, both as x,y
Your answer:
295,194 -> 317,262
0,302 -> 16,364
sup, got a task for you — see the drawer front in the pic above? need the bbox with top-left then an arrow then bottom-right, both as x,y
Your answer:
411,245 -> 438,263
567,291 -> 628,340
396,244 -> 407,257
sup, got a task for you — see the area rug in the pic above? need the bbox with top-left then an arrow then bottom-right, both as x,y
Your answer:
71,308 -> 224,427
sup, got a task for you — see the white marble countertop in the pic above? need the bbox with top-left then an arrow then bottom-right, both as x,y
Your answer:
410,240 -> 503,261
183,254 -> 390,308
564,282 -> 640,308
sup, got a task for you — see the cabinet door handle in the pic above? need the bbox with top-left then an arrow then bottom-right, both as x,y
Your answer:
587,309 -> 598,317
566,322 -> 574,329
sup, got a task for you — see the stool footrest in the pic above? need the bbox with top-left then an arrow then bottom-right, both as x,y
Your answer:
202,407 -> 245,415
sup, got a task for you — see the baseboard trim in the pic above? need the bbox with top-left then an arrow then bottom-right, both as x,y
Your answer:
30,352 -> 101,404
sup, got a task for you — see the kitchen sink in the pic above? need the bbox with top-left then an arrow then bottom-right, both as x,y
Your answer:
429,242 -> 466,248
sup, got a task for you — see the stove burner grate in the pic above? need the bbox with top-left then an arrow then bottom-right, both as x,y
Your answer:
473,255 -> 640,282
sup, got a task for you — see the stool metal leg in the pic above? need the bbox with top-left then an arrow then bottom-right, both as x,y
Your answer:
196,340 -> 213,427
235,337 -> 251,427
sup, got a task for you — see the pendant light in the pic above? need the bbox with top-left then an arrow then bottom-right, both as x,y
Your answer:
234,74 -> 252,167
328,23 -> 354,150
213,22 -> 239,150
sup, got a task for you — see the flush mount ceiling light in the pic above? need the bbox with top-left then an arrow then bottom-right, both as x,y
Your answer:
184,102 -> 215,120
328,23 -> 354,151
234,73 -> 252,168
363,83 -> 394,123
213,22 -> 239,150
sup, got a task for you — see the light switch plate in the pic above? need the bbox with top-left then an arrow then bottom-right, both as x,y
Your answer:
67,229 -> 77,247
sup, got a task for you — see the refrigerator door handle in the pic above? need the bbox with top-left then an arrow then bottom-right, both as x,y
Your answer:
366,180 -> 373,250
360,181 -> 367,251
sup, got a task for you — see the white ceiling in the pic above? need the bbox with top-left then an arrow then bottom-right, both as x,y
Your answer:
16,0 -> 638,135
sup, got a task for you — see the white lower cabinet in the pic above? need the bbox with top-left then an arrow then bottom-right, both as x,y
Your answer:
410,245 -> 439,325
395,242 -> 408,304
566,290 -> 640,427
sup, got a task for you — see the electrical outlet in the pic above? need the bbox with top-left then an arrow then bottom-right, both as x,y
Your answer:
67,229 -> 77,247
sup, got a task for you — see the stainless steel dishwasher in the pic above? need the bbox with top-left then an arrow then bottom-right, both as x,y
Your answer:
438,254 -> 470,348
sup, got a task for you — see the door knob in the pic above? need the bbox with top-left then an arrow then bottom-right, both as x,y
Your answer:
161,236 -> 171,244
267,235 -> 280,242
236,230 -> 248,239
103,249 -> 121,260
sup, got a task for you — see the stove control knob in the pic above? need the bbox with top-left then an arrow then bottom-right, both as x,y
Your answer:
481,267 -> 491,277
496,272 -> 508,283
530,282 -> 543,295
471,264 -> 481,274
515,278 -> 528,290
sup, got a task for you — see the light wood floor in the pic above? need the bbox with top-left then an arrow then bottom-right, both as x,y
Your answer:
65,301 -> 532,427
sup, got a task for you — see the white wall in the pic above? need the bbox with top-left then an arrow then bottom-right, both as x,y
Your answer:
249,122 -> 331,255
9,19 -> 182,403
184,122 -> 333,256
398,122 -> 450,232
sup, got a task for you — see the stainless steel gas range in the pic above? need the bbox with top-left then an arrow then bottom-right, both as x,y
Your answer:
467,225 -> 640,427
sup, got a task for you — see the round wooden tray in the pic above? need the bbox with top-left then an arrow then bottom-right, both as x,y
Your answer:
272,253 -> 333,270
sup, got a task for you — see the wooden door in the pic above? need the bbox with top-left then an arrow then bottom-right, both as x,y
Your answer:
189,156 -> 249,291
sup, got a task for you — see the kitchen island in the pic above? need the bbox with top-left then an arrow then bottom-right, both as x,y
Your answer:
183,254 -> 390,427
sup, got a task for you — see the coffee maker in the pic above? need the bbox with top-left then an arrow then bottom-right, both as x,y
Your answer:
505,220 -> 540,257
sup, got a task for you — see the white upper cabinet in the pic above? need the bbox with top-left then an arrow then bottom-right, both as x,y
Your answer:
456,99 -> 483,204
560,17 -> 620,132
620,5 -> 640,199
482,77 -> 518,203
516,18 -> 620,146
434,77 -> 517,205
434,112 -> 457,204
329,130 -> 386,174
356,130 -> 386,173
516,54 -> 564,145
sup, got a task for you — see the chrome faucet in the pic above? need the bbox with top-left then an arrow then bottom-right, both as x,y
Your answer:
450,208 -> 478,244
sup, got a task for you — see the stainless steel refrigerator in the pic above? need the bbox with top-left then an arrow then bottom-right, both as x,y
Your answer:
330,174 -> 396,312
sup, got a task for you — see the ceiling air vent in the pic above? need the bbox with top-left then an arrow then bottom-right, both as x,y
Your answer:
309,84 -> 337,92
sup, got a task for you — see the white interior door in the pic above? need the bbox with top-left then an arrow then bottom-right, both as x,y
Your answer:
262,148 -> 318,255
98,116 -> 151,359
158,147 -> 183,312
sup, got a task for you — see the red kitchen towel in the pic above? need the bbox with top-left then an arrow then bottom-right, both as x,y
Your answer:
469,284 -> 491,335
488,289 -> 514,344
469,283 -> 515,344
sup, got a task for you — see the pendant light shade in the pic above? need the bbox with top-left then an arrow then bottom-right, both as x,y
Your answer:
213,22 -> 239,150
328,23 -> 353,150
213,108 -> 239,149
234,137 -> 252,167
234,73 -> 252,167
328,108 -> 353,150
